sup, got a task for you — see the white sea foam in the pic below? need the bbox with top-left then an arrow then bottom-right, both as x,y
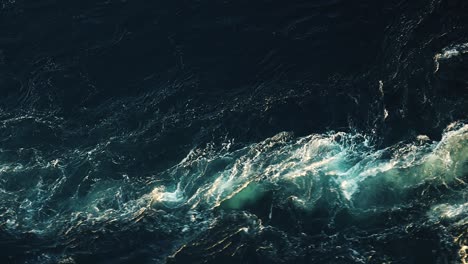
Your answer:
149,122 -> 467,210
1,122 -> 466,238
434,42 -> 468,72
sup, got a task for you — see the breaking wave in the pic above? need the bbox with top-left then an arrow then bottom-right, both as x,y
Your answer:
0,115 -> 467,263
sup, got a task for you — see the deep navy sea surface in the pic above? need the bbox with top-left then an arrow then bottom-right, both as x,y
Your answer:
0,0 -> 467,263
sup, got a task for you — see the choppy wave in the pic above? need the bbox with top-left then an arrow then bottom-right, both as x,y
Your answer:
150,122 -> 466,210
2,121 -> 466,262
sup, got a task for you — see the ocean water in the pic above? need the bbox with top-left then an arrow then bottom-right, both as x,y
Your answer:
0,0 -> 467,263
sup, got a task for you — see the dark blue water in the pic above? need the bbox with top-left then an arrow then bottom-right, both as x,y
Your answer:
0,0 -> 467,263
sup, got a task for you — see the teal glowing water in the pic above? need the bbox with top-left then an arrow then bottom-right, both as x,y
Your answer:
150,122 -> 467,211
1,122 -> 466,262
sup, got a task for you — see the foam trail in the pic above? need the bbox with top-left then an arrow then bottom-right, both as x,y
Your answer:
150,122 -> 467,211
0,122 -> 465,243
434,42 -> 468,72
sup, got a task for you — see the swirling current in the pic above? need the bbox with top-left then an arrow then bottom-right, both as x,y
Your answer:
0,0 -> 467,263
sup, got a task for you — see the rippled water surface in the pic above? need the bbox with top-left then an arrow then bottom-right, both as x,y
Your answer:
0,0 -> 467,263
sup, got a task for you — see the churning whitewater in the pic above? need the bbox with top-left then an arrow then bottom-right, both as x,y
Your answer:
150,122 -> 467,211
1,121 -> 466,262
